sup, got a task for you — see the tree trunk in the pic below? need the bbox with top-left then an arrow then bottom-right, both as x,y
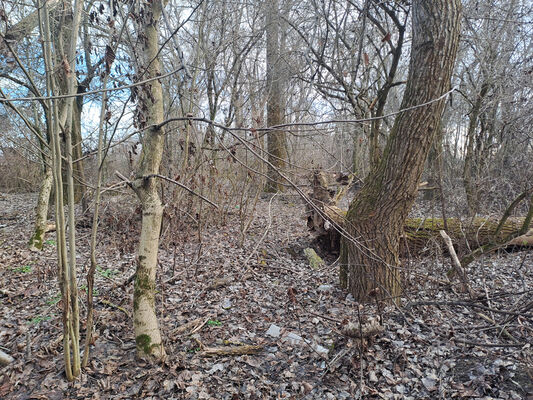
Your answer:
264,0 -> 287,192
47,1 -> 86,206
131,0 -> 167,359
71,94 -> 86,204
340,0 -> 461,303
28,164 -> 53,250
38,0 -> 83,380
463,82 -> 490,216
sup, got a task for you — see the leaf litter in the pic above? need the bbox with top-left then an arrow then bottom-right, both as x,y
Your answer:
0,192 -> 532,399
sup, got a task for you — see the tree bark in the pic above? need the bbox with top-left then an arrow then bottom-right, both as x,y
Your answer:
71,94 -> 86,204
28,163 -> 53,250
463,82 -> 490,216
48,1 -> 86,205
131,0 -> 167,359
340,0 -> 461,303
264,0 -> 287,192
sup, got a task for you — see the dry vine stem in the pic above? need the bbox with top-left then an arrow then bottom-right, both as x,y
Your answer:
439,230 -> 471,295
199,344 -> 263,357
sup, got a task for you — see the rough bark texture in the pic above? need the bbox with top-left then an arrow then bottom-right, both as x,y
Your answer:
339,0 -> 461,303
264,0 -> 287,192
132,0 -> 167,359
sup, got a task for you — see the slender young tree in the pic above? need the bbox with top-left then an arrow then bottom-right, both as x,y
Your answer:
340,0 -> 461,303
38,0 -> 84,380
1,0 -> 87,249
129,0 -> 167,359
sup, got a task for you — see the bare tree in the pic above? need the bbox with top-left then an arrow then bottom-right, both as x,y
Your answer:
128,0 -> 167,359
288,0 -> 409,175
339,0 -> 461,303
458,0 -> 533,216
265,0 -> 288,192
37,0 -> 84,380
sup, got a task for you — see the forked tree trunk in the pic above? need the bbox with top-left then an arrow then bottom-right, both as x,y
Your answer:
38,0 -> 83,380
131,0 -> 167,359
340,0 -> 461,303
50,2 -> 86,206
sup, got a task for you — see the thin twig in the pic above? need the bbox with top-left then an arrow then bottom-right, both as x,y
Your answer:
146,174 -> 218,209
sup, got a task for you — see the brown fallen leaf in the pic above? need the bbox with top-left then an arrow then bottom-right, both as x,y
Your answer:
0,382 -> 12,397
199,344 -> 263,357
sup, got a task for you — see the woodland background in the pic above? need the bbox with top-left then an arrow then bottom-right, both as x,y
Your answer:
0,0 -> 532,398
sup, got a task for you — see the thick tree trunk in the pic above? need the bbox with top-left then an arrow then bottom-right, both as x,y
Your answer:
131,0 -> 167,359
340,0 -> 461,303
265,0 -> 287,192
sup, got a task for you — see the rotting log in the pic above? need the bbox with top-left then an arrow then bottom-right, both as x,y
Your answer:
307,170 -> 533,257
403,217 -> 533,256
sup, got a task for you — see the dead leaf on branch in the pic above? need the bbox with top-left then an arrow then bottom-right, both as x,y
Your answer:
105,45 -> 115,74
61,56 -> 72,76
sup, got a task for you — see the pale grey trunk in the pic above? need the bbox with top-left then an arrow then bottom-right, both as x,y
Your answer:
132,0 -> 166,359
134,195 -> 164,357
29,165 -> 53,250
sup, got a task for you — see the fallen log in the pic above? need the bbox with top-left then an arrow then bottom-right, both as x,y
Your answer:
306,170 -> 533,257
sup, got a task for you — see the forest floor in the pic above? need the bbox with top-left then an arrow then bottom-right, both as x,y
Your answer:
0,191 -> 532,399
